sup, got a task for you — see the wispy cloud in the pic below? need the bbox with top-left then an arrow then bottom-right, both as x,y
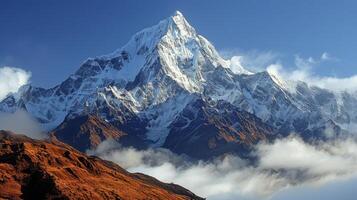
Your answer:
222,50 -> 357,93
220,49 -> 279,73
321,52 -> 337,61
267,54 -> 357,93
0,66 -> 31,101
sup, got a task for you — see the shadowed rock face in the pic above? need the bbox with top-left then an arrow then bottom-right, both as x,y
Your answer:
51,115 -> 147,152
51,102 -> 277,160
164,99 -> 277,159
0,131 -> 204,200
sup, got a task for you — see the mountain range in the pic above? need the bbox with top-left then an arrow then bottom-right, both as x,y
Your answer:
1,11 -> 356,159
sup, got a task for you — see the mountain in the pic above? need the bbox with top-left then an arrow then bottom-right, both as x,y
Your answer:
0,11 -> 355,159
0,130 -> 203,200
163,99 -> 277,159
51,115 -> 147,152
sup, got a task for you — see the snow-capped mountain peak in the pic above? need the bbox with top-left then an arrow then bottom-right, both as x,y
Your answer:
167,10 -> 196,37
1,11 -> 355,151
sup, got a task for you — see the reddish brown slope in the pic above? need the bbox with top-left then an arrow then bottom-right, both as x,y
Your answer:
52,115 -> 147,152
0,130 -> 203,200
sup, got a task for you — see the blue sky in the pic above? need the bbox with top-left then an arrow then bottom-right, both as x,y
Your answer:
1,0 -> 357,87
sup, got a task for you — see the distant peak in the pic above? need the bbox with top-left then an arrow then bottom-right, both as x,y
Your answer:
167,11 -> 186,25
173,10 -> 184,17
165,10 -> 196,37
167,10 -> 189,25
105,11 -> 196,60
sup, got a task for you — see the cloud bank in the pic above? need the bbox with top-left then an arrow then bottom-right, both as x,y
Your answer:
0,66 -> 31,101
89,136 -> 357,200
0,66 -> 43,139
0,110 -> 45,139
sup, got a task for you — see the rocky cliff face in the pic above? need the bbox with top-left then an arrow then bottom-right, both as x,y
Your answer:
0,11 -> 354,159
51,115 -> 147,152
163,99 -> 277,159
0,131 -> 203,200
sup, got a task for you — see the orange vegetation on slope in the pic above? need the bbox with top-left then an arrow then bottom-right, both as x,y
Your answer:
0,130 -> 203,200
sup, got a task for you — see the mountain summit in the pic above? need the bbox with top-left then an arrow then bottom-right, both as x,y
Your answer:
0,11 -> 355,158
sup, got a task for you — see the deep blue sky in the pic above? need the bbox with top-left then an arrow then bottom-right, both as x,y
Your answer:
1,0 -> 357,87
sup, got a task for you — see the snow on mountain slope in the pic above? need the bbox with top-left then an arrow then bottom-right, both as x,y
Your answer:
163,98 -> 277,159
0,11 -> 354,152
0,11 -> 233,141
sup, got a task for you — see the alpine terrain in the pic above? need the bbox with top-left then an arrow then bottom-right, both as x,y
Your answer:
1,11 -> 356,159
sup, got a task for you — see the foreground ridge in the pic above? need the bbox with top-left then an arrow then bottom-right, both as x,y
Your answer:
0,130 -> 204,200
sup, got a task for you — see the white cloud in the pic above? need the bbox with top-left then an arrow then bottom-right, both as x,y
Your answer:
220,49 -> 279,73
0,66 -> 31,101
0,109 -> 44,139
294,54 -> 316,69
267,62 -> 357,93
257,137 -> 357,178
228,56 -> 247,74
266,54 -> 357,93
89,135 -> 357,200
0,66 -> 44,139
321,52 -> 336,61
